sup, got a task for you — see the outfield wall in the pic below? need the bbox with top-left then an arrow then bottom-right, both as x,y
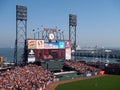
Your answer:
54,71 -> 100,82
41,60 -> 65,71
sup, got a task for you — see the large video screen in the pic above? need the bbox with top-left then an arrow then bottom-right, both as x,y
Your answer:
35,49 -> 65,60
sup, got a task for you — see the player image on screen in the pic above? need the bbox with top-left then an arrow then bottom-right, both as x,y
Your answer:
43,49 -> 53,60
35,49 -> 65,60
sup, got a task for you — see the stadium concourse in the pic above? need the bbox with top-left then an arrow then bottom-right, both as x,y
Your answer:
0,61 -> 103,90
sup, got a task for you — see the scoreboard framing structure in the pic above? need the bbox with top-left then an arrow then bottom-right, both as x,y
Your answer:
27,39 -> 71,63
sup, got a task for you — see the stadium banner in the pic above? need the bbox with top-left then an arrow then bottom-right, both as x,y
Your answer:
36,40 -> 44,49
44,42 -> 58,49
86,73 -> 92,77
58,41 -> 65,49
65,48 -> 71,60
27,40 -> 36,49
28,49 -> 35,62
65,40 -> 71,48
94,72 -> 98,75
99,71 -> 105,75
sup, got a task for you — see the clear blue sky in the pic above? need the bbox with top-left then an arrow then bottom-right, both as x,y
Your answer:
0,0 -> 120,48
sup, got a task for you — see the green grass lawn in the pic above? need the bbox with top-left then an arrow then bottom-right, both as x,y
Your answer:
55,75 -> 120,90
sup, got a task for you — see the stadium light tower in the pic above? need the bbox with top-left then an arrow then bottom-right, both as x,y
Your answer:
14,5 -> 27,65
69,14 -> 77,60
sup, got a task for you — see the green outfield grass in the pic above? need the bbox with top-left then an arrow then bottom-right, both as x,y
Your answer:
55,75 -> 120,90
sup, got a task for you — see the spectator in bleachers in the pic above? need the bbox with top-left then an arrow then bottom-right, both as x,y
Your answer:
64,61 -> 100,74
0,64 -> 54,90
43,50 -> 53,60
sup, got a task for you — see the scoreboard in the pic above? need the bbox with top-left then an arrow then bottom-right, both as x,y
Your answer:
27,39 -> 71,62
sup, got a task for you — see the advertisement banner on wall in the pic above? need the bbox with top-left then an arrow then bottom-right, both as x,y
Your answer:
28,40 -> 36,49
44,42 -> 58,49
65,40 -> 71,48
36,40 -> 44,49
28,49 -> 35,62
65,48 -> 71,60
58,41 -> 65,49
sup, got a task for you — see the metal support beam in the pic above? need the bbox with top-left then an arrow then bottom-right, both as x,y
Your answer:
69,14 -> 77,61
14,5 -> 27,65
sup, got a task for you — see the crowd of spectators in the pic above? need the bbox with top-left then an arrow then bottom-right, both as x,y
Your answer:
0,61 -> 103,90
85,61 -> 120,74
107,63 -> 120,68
0,64 -> 54,90
105,63 -> 120,74
64,61 -> 100,74
87,61 -> 105,66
